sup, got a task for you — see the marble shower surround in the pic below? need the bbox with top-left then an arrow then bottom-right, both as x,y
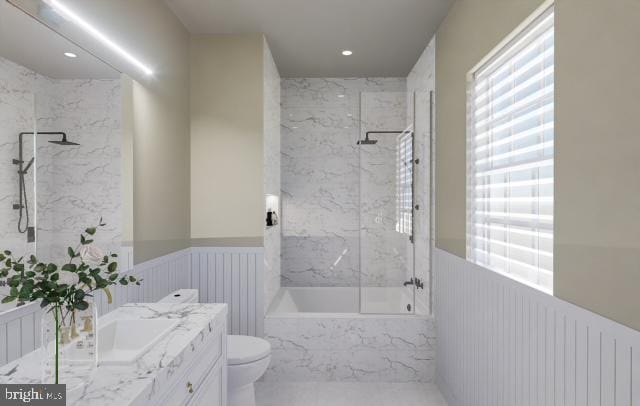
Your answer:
281,78 -> 406,287
263,38 -> 281,310
359,91 -> 411,288
0,57 -> 38,261
264,315 -> 435,382
0,56 -> 122,269
406,37 -> 435,312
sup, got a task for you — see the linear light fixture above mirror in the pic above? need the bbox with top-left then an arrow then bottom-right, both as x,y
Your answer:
45,0 -> 153,76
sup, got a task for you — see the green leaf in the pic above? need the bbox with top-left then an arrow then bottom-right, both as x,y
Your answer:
74,290 -> 85,300
119,278 -> 128,285
128,276 -> 136,283
108,274 -> 118,281
0,254 -> 5,261
107,262 -> 117,273
68,247 -> 75,258
46,264 -> 57,273
13,263 -> 24,273
85,227 -> 96,236
50,273 -> 59,281
75,301 -> 89,311
1,296 -> 15,304
61,264 -> 77,272
3,250 -> 11,256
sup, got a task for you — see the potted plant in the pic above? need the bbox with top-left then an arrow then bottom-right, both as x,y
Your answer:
0,219 -> 140,384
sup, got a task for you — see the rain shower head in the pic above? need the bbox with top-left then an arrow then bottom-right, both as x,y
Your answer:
357,134 -> 378,145
48,133 -> 80,146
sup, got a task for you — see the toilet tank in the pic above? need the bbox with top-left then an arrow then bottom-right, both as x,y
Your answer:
159,289 -> 199,304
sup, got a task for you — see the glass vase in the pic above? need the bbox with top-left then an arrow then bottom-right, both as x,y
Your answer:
41,299 -> 97,391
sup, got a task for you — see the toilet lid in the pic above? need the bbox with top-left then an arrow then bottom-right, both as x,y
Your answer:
227,335 -> 271,365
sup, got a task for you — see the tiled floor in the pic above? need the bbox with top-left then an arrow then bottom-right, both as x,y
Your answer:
255,382 -> 448,406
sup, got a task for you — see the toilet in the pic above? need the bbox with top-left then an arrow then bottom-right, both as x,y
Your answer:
159,290 -> 271,406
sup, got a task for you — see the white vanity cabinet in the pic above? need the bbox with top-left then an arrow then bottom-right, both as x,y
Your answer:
155,321 -> 227,406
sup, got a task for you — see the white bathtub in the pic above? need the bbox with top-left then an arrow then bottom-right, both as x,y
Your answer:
267,286 -> 427,315
264,287 -> 435,382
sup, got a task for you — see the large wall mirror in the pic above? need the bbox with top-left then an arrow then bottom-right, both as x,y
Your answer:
0,0 -> 134,304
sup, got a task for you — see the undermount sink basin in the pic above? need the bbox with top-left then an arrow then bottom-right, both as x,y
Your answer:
98,318 -> 179,365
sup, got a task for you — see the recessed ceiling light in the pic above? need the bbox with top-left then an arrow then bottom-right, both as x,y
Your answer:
337,94 -> 345,98
64,52 -> 77,58
342,50 -> 353,56
48,0 -> 153,75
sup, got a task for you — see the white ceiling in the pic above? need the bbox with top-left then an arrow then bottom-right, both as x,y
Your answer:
165,0 -> 453,77
0,1 -> 119,79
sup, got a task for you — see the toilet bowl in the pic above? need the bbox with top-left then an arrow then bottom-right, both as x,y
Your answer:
160,290 -> 271,406
227,335 -> 271,406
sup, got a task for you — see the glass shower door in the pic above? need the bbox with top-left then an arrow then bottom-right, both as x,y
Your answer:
359,91 -> 415,314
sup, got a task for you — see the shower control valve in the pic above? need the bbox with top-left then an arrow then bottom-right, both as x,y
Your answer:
403,277 -> 425,290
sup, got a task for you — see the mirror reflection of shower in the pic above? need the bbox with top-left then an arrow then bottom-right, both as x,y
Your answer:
13,131 -> 80,240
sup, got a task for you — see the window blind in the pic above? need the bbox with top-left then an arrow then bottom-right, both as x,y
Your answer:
396,132 -> 413,236
467,6 -> 554,291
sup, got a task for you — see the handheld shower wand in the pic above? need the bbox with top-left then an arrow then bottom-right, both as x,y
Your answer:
12,132 -> 80,240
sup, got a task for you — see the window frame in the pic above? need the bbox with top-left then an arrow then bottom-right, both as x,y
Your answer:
465,0 -> 555,294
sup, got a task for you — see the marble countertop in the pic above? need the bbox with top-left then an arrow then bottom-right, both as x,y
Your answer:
0,303 -> 227,406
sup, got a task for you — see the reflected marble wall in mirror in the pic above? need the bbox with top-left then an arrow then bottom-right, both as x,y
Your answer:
0,1 -> 133,302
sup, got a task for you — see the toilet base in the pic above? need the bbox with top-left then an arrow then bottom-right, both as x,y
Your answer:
228,383 -> 256,406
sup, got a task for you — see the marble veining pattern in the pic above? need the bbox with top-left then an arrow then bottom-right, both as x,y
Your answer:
263,39 -> 282,310
0,57 -> 39,265
0,56 -> 122,270
406,37 -> 435,313
281,78 -> 406,288
264,315 -> 435,382
35,78 -> 122,264
359,91 -> 410,288
0,303 -> 227,406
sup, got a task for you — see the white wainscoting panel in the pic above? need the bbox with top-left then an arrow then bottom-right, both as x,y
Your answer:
0,248 -> 190,367
94,248 -> 192,316
0,246 -> 265,367
190,247 -> 265,337
434,248 -> 640,406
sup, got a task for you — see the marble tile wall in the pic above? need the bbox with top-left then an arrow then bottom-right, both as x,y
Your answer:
263,39 -> 281,310
359,92 -> 410,288
281,78 -> 406,287
406,37 -> 435,313
0,56 -> 122,271
264,315 -> 436,382
0,57 -> 39,302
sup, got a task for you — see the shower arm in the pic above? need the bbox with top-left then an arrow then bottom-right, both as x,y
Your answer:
14,131 -> 68,163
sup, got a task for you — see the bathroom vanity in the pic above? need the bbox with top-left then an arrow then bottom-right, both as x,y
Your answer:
0,303 -> 228,406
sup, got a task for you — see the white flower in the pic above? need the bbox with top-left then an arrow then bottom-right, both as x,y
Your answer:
58,271 -> 79,286
79,245 -> 104,264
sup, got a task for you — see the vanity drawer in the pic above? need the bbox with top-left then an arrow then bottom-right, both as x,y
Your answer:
159,330 -> 223,406
187,365 -> 223,406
